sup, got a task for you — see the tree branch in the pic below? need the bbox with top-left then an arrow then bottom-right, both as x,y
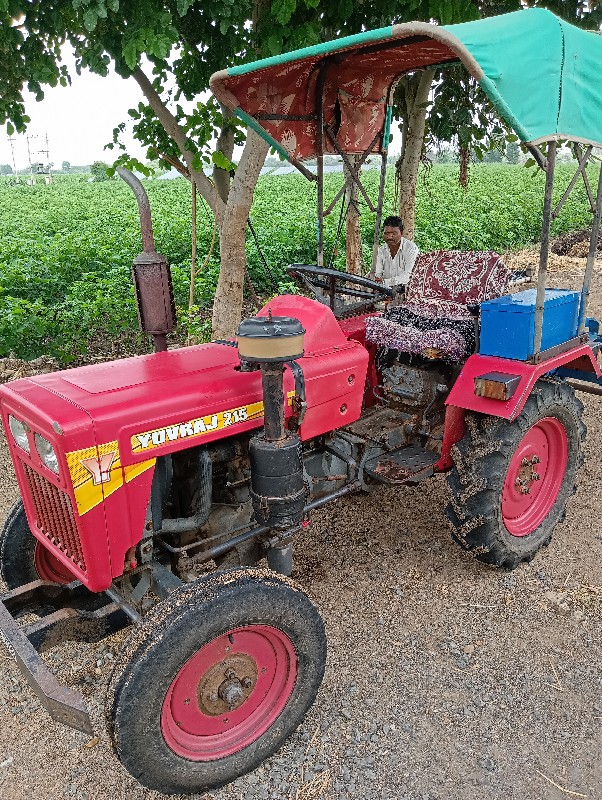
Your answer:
155,150 -> 190,178
132,66 -> 222,216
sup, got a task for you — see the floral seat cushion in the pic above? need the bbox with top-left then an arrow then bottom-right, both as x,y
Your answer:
365,250 -> 510,362
405,249 -> 510,305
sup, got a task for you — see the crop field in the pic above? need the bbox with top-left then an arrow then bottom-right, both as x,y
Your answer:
0,163 -> 595,363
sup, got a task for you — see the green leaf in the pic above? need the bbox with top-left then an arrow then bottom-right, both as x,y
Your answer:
266,33 -> 282,56
176,0 -> 193,15
6,121 -> 13,136
83,7 -> 98,31
272,0 -> 297,25
212,150 -> 235,171
122,40 -> 138,70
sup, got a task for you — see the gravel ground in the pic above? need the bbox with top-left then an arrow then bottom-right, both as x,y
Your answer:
1,254 -> 602,800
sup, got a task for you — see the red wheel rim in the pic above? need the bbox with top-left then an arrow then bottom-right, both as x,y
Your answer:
501,417 -> 568,537
34,542 -> 73,584
161,624 -> 297,761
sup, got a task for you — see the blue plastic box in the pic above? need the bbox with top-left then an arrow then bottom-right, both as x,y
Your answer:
480,288 -> 580,361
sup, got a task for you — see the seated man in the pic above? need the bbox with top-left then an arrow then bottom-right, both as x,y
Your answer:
370,215 -> 419,291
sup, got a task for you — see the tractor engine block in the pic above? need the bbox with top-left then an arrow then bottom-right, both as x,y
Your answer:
381,361 -> 449,413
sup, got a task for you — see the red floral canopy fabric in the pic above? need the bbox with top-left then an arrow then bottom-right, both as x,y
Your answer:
211,29 -> 467,161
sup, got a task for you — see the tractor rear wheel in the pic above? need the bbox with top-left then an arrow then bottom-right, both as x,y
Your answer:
106,568 -> 326,794
0,499 -> 74,588
446,379 -> 585,569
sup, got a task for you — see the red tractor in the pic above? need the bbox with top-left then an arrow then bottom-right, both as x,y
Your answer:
1,8 -> 602,795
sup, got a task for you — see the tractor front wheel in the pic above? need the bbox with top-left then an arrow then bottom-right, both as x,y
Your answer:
0,499 -> 74,588
106,568 -> 326,794
446,379 -> 585,569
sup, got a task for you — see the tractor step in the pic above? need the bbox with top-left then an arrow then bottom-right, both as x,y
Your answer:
363,445 -> 439,486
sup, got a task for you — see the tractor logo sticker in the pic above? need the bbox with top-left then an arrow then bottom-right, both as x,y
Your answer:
131,401 -> 264,453
66,441 -> 156,516
80,451 -> 117,485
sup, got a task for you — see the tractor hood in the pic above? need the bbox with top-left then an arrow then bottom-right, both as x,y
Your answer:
0,296 -> 369,470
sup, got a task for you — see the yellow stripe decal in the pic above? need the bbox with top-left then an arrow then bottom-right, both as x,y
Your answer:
131,393 -> 296,455
131,400 -> 266,453
66,440 -> 155,516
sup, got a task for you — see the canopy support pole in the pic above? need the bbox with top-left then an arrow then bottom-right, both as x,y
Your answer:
323,130 -> 382,217
371,152 -> 388,275
551,146 -> 592,220
371,103 -> 393,274
324,126 -> 377,213
316,65 -> 327,267
575,144 -> 597,212
534,140 -> 557,357
578,161 -> 602,333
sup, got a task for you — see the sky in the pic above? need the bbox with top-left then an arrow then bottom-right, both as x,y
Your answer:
0,52 -> 148,171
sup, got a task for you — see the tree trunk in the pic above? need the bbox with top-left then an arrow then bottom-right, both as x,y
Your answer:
211,130 -> 269,339
132,66 -> 270,340
213,104 -> 235,204
344,155 -> 362,274
396,68 -> 435,241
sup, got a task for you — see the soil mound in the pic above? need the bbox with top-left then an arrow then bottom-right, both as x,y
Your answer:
551,228 -> 602,258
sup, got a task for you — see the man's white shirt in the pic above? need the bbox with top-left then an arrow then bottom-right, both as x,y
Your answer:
375,238 -> 419,288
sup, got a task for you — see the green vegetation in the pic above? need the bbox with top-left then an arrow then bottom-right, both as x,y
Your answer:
0,164 -> 596,363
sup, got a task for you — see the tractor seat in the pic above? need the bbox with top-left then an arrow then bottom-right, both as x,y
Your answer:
365,250 -> 510,362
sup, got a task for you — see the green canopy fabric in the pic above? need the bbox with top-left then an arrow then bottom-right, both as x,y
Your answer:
209,8 -> 602,162
446,10 -> 602,147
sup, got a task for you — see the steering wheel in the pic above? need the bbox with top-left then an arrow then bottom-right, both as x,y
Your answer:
287,264 -> 393,319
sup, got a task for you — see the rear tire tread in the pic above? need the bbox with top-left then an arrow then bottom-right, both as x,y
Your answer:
445,378 -> 585,569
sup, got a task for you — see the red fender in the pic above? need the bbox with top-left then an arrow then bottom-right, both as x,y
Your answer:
445,344 -> 600,422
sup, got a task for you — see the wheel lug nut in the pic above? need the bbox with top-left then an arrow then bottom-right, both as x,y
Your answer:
208,693 -> 218,702
532,472 -> 540,481
532,455 -> 540,464
521,457 -> 529,466
242,677 -> 253,689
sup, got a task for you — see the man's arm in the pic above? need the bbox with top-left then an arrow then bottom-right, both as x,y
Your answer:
368,244 -> 385,282
404,239 -> 419,272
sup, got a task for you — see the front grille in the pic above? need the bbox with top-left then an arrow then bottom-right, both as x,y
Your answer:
23,464 -> 86,572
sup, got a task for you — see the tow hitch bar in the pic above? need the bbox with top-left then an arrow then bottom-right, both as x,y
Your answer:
0,579 -> 129,735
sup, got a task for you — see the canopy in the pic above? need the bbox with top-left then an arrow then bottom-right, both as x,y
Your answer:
210,8 -> 602,163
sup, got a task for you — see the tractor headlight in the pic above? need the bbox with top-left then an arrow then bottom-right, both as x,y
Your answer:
35,434 -> 59,474
8,415 -> 30,453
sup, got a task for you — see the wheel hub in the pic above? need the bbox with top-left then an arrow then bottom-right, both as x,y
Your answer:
514,455 -> 541,494
501,416 -> 568,537
161,624 -> 299,762
197,654 -> 257,716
